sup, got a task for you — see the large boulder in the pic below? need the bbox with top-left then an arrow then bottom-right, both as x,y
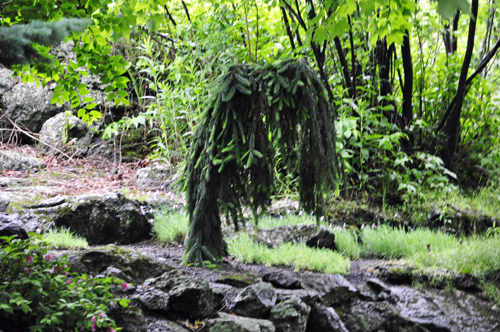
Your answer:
156,271 -> 220,320
138,289 -> 170,314
135,163 -> 176,190
39,111 -> 95,157
207,312 -> 275,332
109,306 -> 147,332
0,212 -> 28,240
146,317 -> 190,332
0,72 -> 68,134
255,224 -> 336,250
306,304 -> 348,332
427,206 -> 497,235
24,193 -> 151,245
262,270 -> 302,290
269,297 -> 311,332
229,281 -> 277,318
0,150 -> 43,171
62,245 -> 173,283
300,273 -> 357,306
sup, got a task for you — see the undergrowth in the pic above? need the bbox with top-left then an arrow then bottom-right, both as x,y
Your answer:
41,228 -> 88,249
152,210 -> 189,244
227,233 -> 350,275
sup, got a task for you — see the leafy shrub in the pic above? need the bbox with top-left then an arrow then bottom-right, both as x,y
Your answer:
0,235 -> 129,332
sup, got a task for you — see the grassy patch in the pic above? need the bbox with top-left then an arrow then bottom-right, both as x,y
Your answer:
42,228 -> 88,249
410,237 -> 500,275
360,225 -> 459,259
331,229 -> 361,259
153,211 -> 189,244
227,233 -> 350,275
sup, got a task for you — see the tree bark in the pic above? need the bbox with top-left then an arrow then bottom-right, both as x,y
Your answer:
401,30 -> 413,128
281,6 -> 296,50
334,36 -> 353,99
183,173 -> 226,264
440,0 -> 478,169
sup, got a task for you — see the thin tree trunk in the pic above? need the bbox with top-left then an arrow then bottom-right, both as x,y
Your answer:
348,15 -> 356,99
281,6 -> 296,50
401,30 -> 413,128
441,0 -> 478,169
334,36 -> 353,99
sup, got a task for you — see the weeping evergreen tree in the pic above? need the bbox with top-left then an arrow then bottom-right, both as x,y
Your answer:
181,59 -> 343,264
0,18 -> 91,68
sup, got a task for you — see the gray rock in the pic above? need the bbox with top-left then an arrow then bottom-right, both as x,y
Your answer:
269,297 -> 311,332
0,213 -> 28,240
63,246 -> 173,283
156,270 -> 218,320
275,289 -> 321,307
305,228 -> 335,250
427,206 -> 496,235
138,289 -> 170,313
207,312 -> 275,332
146,317 -> 190,332
229,281 -> 277,318
135,163 -> 175,190
300,273 -> 357,306
37,192 -> 150,245
39,111 -> 95,157
343,300 -> 419,332
343,284 -> 500,332
262,271 -> 302,289
216,274 -> 261,288
393,286 -> 500,332
357,278 -> 394,302
268,199 -> 300,217
0,67 -> 17,96
0,193 -> 9,212
1,78 -> 68,133
0,150 -> 43,171
104,266 -> 132,282
306,304 -> 348,332
256,224 -> 336,251
109,306 -> 147,332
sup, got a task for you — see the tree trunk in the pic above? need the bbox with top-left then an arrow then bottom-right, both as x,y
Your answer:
334,36 -> 353,99
401,30 -> 413,128
440,0 -> 478,169
183,172 -> 226,264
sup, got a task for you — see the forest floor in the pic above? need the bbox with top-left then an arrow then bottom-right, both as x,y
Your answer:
2,143 -> 499,310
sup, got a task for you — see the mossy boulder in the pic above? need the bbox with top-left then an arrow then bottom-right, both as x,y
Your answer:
62,245 -> 173,283
19,192 -> 152,245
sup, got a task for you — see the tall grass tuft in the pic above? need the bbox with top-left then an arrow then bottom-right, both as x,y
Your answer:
361,225 -> 459,259
153,211 -> 189,244
411,237 -> 500,275
42,228 -> 88,249
331,229 -> 361,259
227,233 -> 350,275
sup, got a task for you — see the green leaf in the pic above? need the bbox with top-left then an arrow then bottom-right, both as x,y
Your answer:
436,0 -> 472,19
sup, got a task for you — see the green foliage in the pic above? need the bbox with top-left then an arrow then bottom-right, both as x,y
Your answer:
361,225 -> 459,259
0,18 -> 91,68
181,59 -> 342,264
152,210 -> 189,244
41,228 -> 89,249
0,235 -> 128,331
227,233 -> 350,275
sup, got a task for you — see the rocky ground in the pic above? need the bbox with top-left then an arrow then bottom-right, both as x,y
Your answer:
1,145 -> 500,332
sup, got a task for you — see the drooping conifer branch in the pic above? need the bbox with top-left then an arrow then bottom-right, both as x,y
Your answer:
181,59 -> 343,264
